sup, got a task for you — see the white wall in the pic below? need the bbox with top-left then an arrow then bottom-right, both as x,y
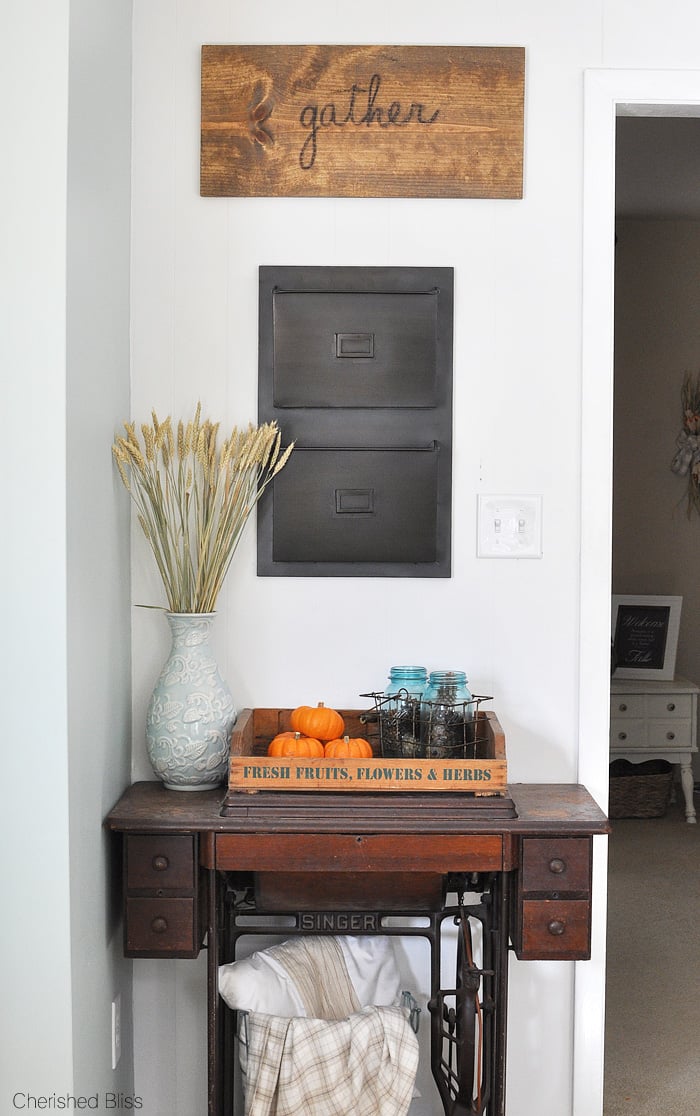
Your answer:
1,0 -> 134,1106
613,220 -> 700,778
66,0 -> 134,1097
127,3 -> 700,1115
1,0 -> 74,1100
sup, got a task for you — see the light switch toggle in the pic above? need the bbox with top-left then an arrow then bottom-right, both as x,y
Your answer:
477,495 -> 543,558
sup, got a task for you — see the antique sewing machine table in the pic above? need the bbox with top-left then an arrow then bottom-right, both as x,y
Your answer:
106,781 -> 608,1116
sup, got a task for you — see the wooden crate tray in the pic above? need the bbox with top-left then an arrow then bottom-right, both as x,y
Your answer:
228,707 -> 507,795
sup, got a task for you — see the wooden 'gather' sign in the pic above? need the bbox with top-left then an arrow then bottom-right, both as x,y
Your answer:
201,45 -> 525,198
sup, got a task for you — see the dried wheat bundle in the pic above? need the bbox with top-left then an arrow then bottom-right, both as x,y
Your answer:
673,372 -> 700,517
112,402 -> 293,612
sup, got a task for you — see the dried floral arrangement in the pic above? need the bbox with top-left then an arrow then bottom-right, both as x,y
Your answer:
670,372 -> 700,518
112,403 -> 293,612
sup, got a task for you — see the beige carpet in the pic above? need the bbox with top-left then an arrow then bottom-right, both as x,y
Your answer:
603,795 -> 700,1114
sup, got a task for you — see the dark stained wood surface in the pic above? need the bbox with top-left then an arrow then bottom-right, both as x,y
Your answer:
507,783 -> 610,832
219,791 -> 517,830
254,870 -> 444,912
106,780 -> 609,838
201,45 -> 525,198
214,831 -> 505,873
519,836 -> 591,893
518,898 -> 592,960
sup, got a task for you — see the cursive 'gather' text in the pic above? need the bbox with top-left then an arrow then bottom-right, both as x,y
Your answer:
299,73 -> 440,170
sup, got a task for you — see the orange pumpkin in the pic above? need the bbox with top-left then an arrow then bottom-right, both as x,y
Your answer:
290,702 -> 345,742
324,735 -> 373,759
267,731 -> 324,758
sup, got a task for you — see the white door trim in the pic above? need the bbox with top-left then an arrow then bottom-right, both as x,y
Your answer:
576,68 -> 700,1116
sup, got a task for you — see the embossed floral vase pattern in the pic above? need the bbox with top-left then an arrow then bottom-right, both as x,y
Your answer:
146,613 -> 236,790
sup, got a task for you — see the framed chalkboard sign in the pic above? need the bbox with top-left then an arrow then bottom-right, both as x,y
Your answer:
612,594 -> 682,680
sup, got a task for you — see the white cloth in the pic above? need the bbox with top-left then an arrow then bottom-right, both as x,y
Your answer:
337,937 -> 402,1009
219,943 -> 304,1017
220,936 -> 417,1115
254,936 -> 360,1020
218,935 -> 401,1016
242,1004 -> 419,1116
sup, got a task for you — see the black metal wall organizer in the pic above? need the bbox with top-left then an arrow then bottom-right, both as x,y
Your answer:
257,265 -> 454,577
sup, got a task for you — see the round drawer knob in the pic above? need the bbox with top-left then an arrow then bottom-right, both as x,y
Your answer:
619,703 -> 628,712
667,702 -> 676,711
666,731 -> 675,741
618,731 -> 627,740
548,858 -> 566,875
151,917 -> 169,934
152,855 -> 169,872
547,919 -> 566,937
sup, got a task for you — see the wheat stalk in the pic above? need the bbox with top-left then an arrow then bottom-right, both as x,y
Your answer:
112,404 -> 294,612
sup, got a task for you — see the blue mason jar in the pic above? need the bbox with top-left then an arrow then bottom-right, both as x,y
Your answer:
382,666 -> 427,758
420,670 -> 475,758
386,665 -> 428,696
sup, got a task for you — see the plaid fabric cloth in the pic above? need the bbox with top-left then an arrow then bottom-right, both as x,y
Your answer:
243,1004 -> 419,1116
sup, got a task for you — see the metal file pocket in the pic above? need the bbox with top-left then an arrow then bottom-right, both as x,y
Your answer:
271,289 -> 440,409
269,444 -> 441,566
257,265 -> 454,577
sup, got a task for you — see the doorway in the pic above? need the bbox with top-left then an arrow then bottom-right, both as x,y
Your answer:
578,70 -> 700,1116
613,116 -> 700,694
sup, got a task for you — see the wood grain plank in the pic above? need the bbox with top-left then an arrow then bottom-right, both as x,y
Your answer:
214,832 -> 504,872
227,707 -> 507,794
201,45 -> 524,198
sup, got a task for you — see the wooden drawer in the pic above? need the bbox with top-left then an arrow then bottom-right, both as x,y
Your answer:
610,694 -> 645,718
610,687 -> 694,754
512,836 -> 592,960
610,718 -> 645,748
122,833 -> 203,959
611,718 -> 692,752
646,694 -> 692,719
126,834 -> 195,890
647,720 -> 692,750
521,837 -> 591,894
255,871 -> 445,912
215,832 -> 504,873
518,899 -> 591,960
125,897 -> 197,956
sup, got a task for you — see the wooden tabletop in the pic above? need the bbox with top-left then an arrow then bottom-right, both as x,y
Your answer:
106,780 -> 609,837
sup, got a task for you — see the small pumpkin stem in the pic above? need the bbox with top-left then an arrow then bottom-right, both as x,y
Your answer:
343,735 -> 350,743
294,732 -> 302,739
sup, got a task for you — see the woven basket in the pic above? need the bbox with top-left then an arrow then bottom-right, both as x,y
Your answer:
609,759 -> 673,818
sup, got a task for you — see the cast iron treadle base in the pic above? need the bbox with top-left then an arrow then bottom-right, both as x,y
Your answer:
218,872 -> 508,1116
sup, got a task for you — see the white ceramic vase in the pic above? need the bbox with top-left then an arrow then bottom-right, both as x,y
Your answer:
146,612 -> 236,791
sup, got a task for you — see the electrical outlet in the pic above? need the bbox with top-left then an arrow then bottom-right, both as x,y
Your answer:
477,495 -> 543,558
111,993 -> 122,1069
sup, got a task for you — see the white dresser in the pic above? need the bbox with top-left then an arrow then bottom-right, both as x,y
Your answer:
609,676 -> 698,823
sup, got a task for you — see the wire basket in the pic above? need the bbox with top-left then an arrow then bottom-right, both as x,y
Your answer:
237,989 -> 421,1051
609,759 -> 673,818
360,691 -> 493,761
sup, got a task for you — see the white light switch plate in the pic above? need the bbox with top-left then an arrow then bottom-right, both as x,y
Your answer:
111,992 -> 122,1069
477,495 -> 543,558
